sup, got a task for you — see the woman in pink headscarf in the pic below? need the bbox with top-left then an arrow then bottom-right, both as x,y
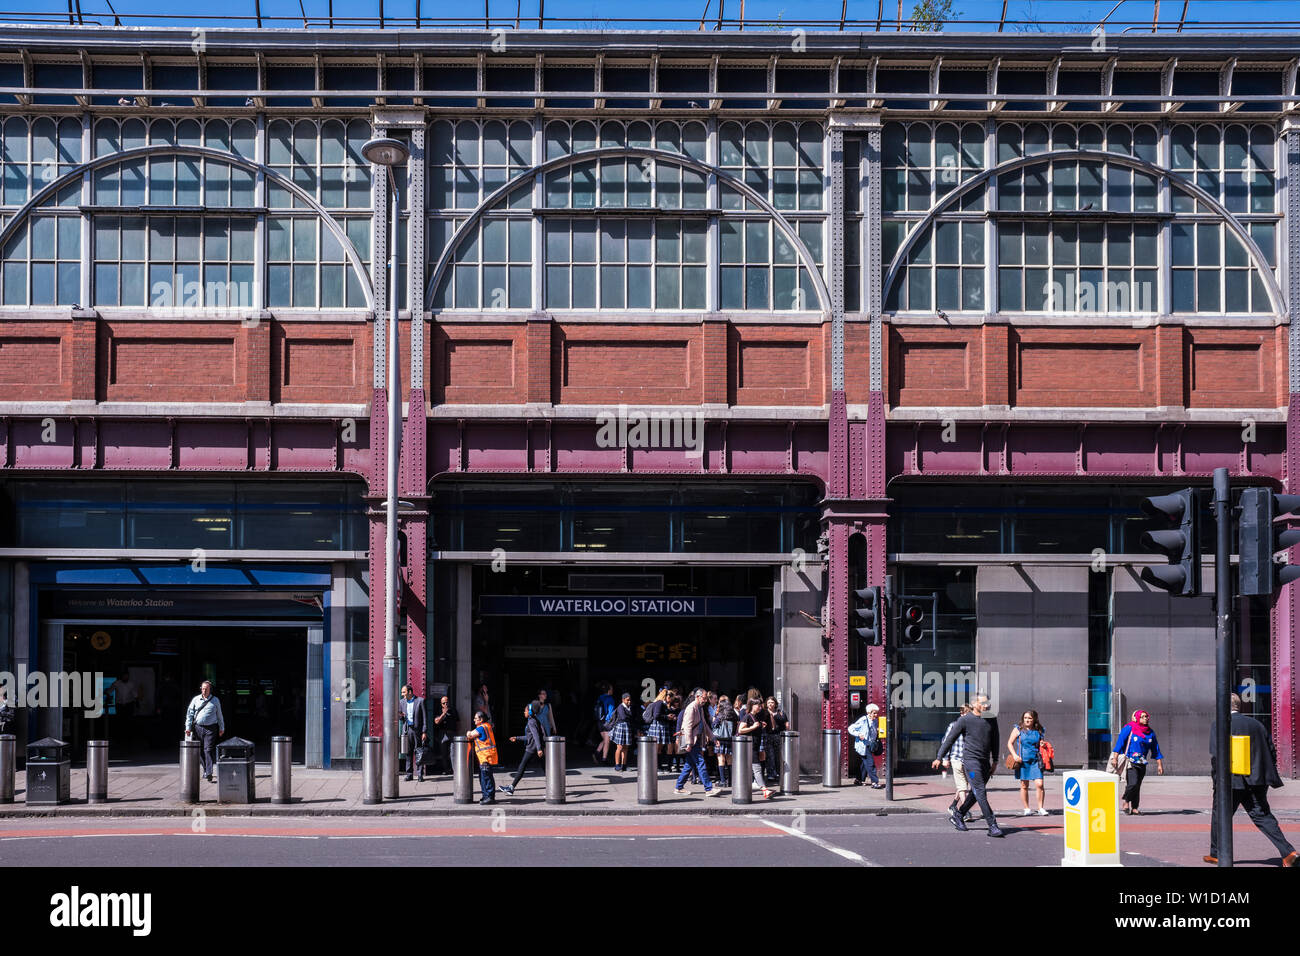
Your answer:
1109,709 -> 1165,814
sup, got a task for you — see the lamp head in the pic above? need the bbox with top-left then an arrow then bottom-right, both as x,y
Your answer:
361,137 -> 409,167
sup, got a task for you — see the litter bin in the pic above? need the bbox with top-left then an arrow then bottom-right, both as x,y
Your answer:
216,736 -> 256,804
26,737 -> 70,805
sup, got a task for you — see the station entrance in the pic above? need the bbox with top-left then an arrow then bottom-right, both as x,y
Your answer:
52,622 -> 309,764
471,564 -> 774,761
35,585 -> 326,764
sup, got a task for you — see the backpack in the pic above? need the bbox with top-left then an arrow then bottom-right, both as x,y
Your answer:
642,701 -> 657,724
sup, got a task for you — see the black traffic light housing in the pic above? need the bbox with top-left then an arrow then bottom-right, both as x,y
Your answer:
899,601 -> 928,645
854,585 -> 885,646
1238,488 -> 1300,595
1139,488 -> 1202,597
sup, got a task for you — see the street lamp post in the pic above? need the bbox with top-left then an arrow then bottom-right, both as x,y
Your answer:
362,136 -> 410,800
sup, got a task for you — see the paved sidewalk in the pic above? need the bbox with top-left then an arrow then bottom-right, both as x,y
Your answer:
5,762 -> 1300,818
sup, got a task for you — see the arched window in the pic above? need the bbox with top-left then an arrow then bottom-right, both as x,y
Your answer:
0,117 -> 83,305
883,121 -> 1280,316
432,120 -> 825,314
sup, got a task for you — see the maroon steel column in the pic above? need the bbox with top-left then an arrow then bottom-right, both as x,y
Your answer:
402,126 -> 429,699
1278,393 -> 1300,776
367,150 -> 391,740
368,385 -> 388,737
865,391 -> 888,736
402,368 -> 428,697
825,390 -> 850,769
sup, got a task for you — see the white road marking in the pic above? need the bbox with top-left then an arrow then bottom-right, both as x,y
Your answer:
644,835 -> 756,841
757,818 -> 878,866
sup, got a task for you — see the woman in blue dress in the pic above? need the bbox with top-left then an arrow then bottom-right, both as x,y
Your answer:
1007,709 -> 1049,816
1110,709 -> 1164,814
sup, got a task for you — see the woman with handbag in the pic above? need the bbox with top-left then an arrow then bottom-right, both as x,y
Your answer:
1110,709 -> 1164,814
1006,709 -> 1049,816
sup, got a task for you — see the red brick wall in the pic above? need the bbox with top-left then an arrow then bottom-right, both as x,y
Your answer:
1185,327 -> 1278,409
1,315 -> 1283,412
0,322 -> 71,401
553,324 -> 702,405
431,322 -> 529,404
274,321 -> 372,404
889,326 -> 984,407
730,324 -> 825,406
887,324 -> 1283,410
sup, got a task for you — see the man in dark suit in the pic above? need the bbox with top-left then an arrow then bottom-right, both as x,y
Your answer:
398,685 -> 427,783
1205,693 -> 1297,867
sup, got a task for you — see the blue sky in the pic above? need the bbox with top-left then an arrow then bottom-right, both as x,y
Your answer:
7,0 -> 1298,32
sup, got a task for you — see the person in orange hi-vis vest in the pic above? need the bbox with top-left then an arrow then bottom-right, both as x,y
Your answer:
468,711 -> 499,805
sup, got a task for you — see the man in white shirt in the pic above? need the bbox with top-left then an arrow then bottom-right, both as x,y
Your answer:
184,681 -> 225,782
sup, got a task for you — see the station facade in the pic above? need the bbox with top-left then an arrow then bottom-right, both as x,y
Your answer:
0,24 -> 1295,775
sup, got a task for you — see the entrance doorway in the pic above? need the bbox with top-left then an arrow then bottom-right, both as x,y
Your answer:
471,565 -> 774,762
52,622 -> 309,764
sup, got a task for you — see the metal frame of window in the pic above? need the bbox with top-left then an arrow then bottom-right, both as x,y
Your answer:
426,144 -> 830,316
0,143 -> 375,311
883,144 -> 1286,317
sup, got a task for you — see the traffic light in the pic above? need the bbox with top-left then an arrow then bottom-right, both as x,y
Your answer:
1238,488 -> 1300,595
900,602 -> 927,645
1139,489 -> 1201,596
853,585 -> 884,646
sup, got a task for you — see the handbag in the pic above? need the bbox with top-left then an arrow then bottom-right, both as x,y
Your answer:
414,745 -> 433,768
1108,752 -> 1130,778
1039,738 -> 1055,772
1005,753 -> 1021,771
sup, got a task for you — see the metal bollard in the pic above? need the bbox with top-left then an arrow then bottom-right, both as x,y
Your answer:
0,734 -> 15,803
452,736 -> 472,804
822,728 -> 842,788
361,735 -> 381,805
731,734 -> 753,805
780,731 -> 800,795
545,736 -> 566,805
87,740 -> 109,804
179,739 -> 201,803
271,736 -> 292,804
636,737 -> 658,805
